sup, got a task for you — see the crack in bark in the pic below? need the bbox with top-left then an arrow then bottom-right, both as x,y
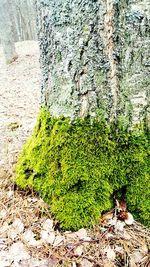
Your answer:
104,0 -> 119,120
79,92 -> 89,118
78,22 -> 97,118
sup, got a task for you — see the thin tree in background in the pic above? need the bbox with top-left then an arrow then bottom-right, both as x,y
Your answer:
0,0 -> 18,64
0,0 -> 36,63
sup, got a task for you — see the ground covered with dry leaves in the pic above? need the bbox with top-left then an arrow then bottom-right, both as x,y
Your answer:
0,41 -> 150,267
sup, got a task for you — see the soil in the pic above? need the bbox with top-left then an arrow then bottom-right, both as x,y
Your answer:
0,40 -> 40,178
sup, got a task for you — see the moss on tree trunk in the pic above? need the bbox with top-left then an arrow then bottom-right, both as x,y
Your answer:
16,108 -> 150,230
16,0 -> 150,230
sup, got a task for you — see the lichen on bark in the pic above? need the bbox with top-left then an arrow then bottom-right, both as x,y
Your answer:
36,0 -> 150,123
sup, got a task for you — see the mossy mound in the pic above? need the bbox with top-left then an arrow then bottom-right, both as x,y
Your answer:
16,108 -> 150,230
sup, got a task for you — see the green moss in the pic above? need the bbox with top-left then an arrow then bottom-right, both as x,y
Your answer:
95,71 -> 105,87
56,50 -> 62,62
16,108 -> 150,230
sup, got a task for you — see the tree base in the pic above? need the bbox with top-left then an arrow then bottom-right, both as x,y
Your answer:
15,108 -> 150,230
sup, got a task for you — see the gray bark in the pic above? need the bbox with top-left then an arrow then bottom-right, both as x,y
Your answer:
36,0 -> 150,125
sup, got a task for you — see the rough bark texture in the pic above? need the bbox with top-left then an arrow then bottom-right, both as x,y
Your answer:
36,0 -> 150,125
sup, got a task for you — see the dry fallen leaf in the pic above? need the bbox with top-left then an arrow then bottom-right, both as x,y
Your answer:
115,221 -> 125,232
75,228 -> 88,240
104,246 -> 116,261
116,199 -> 127,212
0,250 -> 11,267
23,229 -> 35,242
42,219 -> 53,232
123,230 -> 132,240
0,209 -> 7,218
103,259 -> 116,267
9,241 -> 30,262
100,210 -> 114,224
12,218 -> 24,233
80,258 -> 93,267
0,222 -> 9,237
117,211 -> 128,221
41,230 -> 55,245
130,250 -> 144,263
65,232 -> 78,241
9,228 -> 18,240
74,245 -> 84,256
23,229 -> 42,247
53,235 -> 64,247
125,212 -> 134,225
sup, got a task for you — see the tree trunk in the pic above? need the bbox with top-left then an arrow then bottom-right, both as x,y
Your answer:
36,0 -> 150,125
16,0 -> 150,230
0,0 -> 18,63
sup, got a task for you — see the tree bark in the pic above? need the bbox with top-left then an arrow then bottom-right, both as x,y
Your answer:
16,0 -> 150,230
36,0 -> 150,125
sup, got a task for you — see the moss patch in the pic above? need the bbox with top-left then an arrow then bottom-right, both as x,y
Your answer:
16,108 -> 150,230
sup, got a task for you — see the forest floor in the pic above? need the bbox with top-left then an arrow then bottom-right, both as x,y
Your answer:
0,41 -> 150,267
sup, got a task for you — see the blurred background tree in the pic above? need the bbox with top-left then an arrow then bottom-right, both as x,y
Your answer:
0,0 -> 36,63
